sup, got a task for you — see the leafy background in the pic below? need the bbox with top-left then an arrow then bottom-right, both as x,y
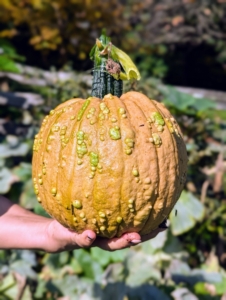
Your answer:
0,0 -> 226,299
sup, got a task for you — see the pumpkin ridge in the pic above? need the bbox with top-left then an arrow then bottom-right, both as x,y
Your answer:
138,99 -> 174,232
123,94 -> 160,233
42,110 -> 63,213
52,107 -> 72,225
68,101 -> 87,228
110,96 -> 123,237
49,108 -> 68,222
56,106 -> 79,224
104,95 -> 125,237
153,101 -> 179,223
122,92 -> 180,234
125,97 -> 152,233
91,99 -> 103,234
127,93 -> 186,234
34,108 -> 63,220
153,100 -> 187,216
75,98 -> 100,232
140,101 -> 176,233
92,98 -> 108,236
134,92 -> 178,234
119,98 -> 139,234
57,100 -> 89,229
60,102 -> 84,225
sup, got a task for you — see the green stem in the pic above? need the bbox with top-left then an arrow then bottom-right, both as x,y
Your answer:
90,51 -> 123,98
113,77 -> 123,96
90,31 -> 139,99
91,60 -> 107,99
91,66 -> 123,99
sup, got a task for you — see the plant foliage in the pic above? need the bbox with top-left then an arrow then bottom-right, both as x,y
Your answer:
0,61 -> 226,298
1,0 -> 226,79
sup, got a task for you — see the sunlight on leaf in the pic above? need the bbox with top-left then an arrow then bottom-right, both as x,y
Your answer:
125,251 -> 161,286
141,230 -> 168,254
170,191 -> 205,236
0,167 -> 15,194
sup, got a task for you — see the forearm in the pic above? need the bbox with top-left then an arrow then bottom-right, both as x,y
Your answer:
0,196 -> 50,250
0,196 -> 165,252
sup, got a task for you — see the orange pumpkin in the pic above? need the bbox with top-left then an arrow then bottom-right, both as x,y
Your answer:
32,91 -> 187,238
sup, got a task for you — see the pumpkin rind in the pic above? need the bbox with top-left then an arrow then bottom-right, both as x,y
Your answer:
32,91 -> 187,238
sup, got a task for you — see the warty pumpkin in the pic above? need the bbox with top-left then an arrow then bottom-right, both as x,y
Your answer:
32,33 -> 187,238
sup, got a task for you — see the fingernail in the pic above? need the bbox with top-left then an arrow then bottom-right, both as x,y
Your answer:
87,235 -> 94,241
130,239 -> 141,245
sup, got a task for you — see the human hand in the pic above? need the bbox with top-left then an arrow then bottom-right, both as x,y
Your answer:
44,219 -> 167,253
0,197 -> 167,252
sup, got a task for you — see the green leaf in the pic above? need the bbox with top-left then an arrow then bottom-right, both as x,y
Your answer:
194,282 -> 210,295
0,55 -> 19,72
73,249 -> 103,280
170,191 -> 205,236
33,279 -> 46,299
127,285 -> 171,300
125,251 -> 161,286
110,248 -> 128,263
20,179 -> 37,210
0,39 -> 25,61
172,270 -> 222,286
102,263 -> 125,283
13,163 -> 32,182
0,282 -> 19,300
160,86 -> 215,112
0,274 -> 15,293
20,285 -> 32,300
10,260 -> 37,280
167,259 -> 222,286
192,97 -> 215,111
214,277 -> 226,294
171,287 -> 199,300
101,282 -> 126,300
141,230 -> 168,254
163,231 -> 183,254
90,248 -> 112,267
59,252 -> 69,265
90,248 -> 128,267
0,167 -> 14,194
33,203 -> 50,218
161,86 -> 195,110
70,257 -> 83,274
51,275 -> 95,299
0,143 -> 29,158
19,250 -> 37,267
51,275 -> 81,299
212,129 -> 226,143
0,250 -> 7,263
42,252 -> 68,269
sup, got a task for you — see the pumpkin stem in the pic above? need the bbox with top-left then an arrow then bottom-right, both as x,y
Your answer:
90,31 -> 140,99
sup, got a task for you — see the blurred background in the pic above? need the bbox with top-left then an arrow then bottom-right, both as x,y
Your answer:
0,0 -> 226,299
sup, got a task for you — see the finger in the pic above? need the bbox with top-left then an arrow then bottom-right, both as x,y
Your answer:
92,232 -> 142,251
68,229 -> 96,249
141,227 -> 167,243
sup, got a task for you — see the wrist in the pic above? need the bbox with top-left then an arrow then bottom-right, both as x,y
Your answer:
0,202 -> 51,251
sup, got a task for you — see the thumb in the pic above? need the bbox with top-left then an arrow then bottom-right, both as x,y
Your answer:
70,230 -> 97,248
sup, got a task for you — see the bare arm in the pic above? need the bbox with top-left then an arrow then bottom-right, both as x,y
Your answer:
0,196 -> 51,250
0,196 -> 166,252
